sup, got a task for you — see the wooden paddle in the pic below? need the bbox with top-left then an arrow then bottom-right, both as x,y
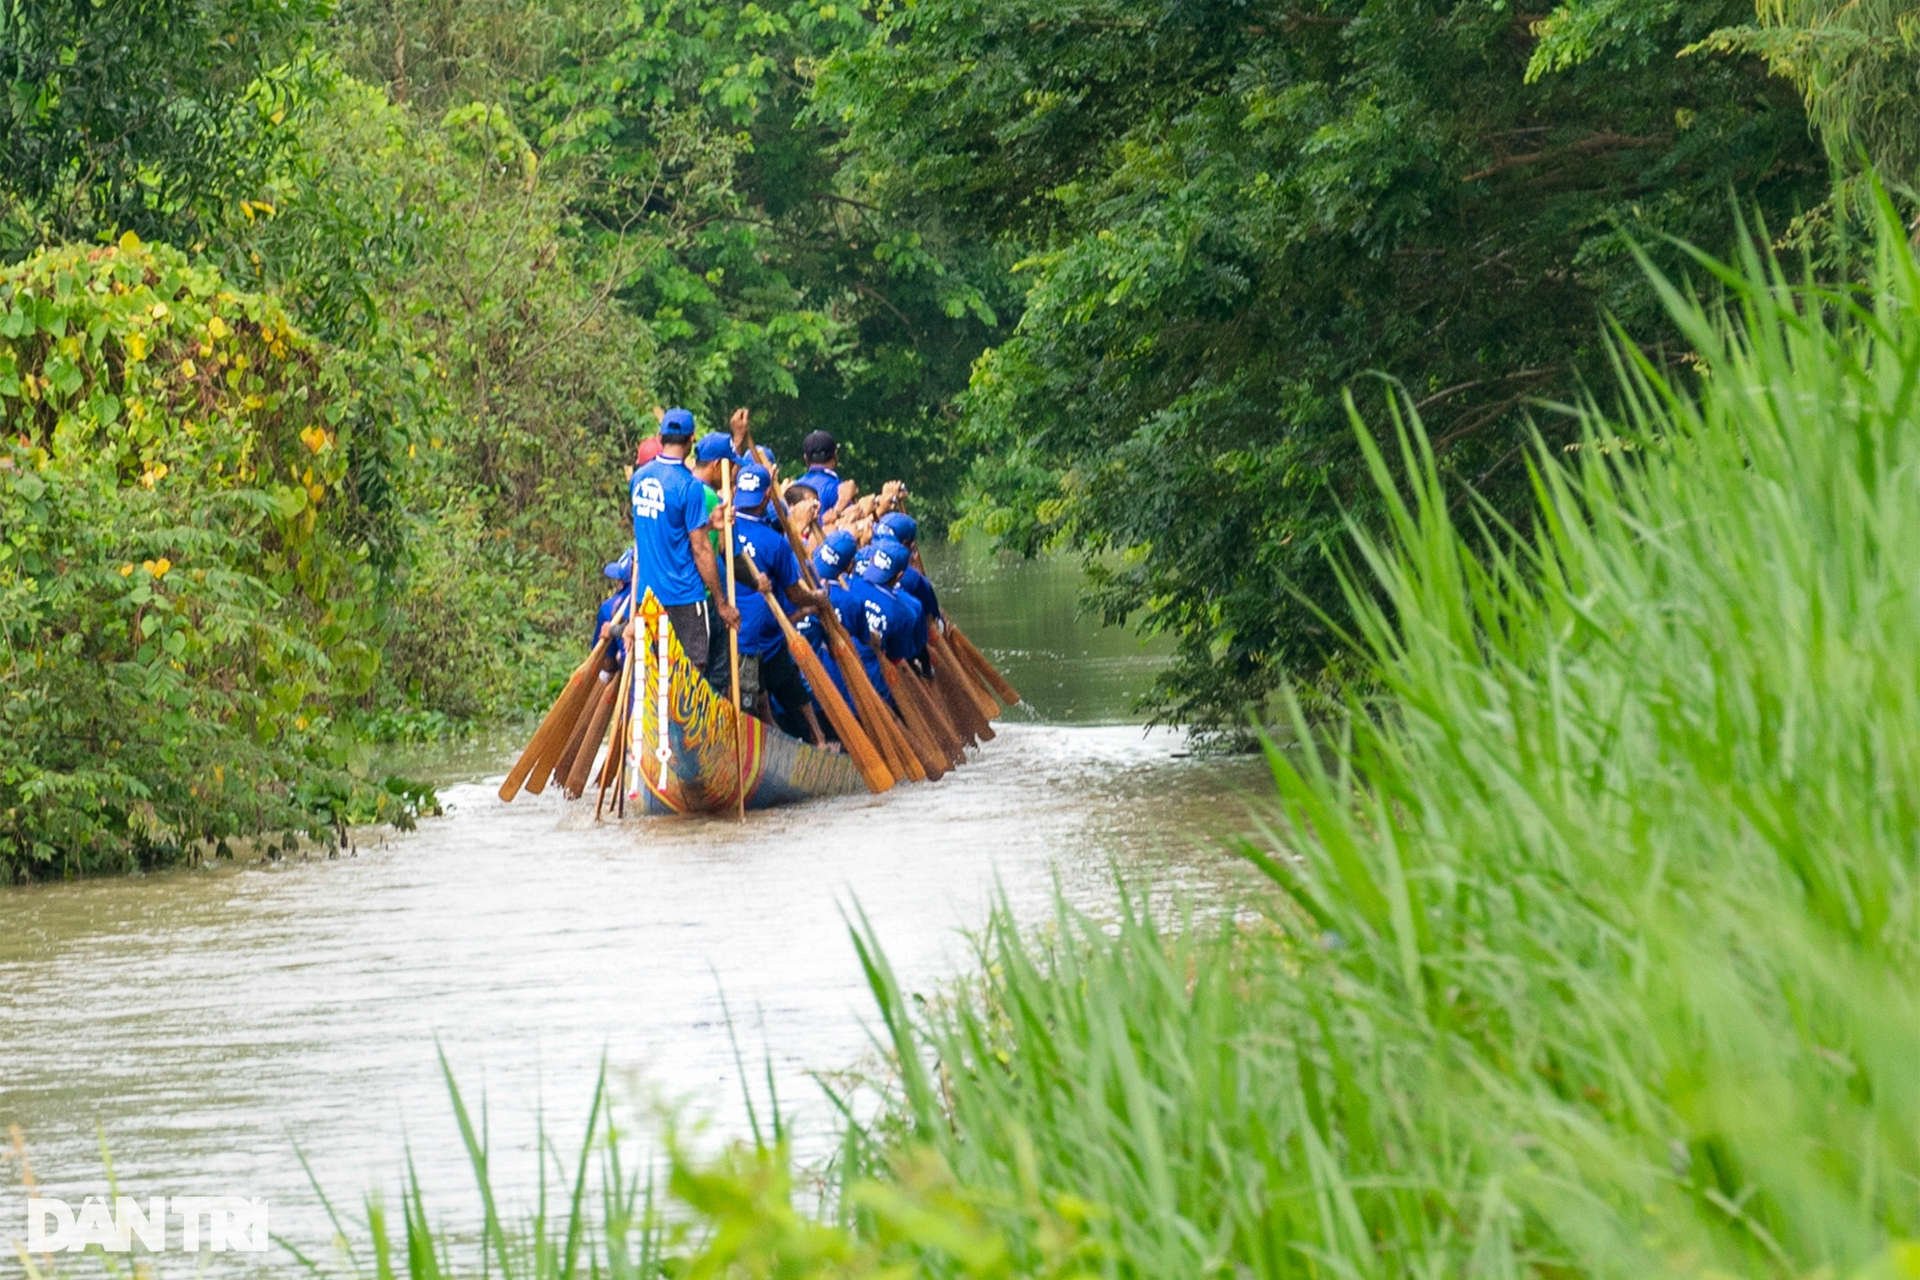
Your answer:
596,624 -> 636,818
845,636 -> 922,782
760,588 -> 894,793
928,626 -> 1000,729
503,635 -> 608,801
909,663 -> 969,764
945,620 -> 1022,706
500,586 -> 637,802
935,668 -> 986,749
563,675 -> 620,798
879,658 -> 948,780
549,671 -> 607,791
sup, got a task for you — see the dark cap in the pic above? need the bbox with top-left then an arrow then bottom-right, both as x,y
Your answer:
801,430 -> 837,462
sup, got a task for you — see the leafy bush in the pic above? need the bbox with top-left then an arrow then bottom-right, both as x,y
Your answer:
0,0 -> 323,253
0,238 -> 426,879
377,497 -> 580,721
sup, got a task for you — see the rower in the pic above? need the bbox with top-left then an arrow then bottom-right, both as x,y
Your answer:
877,513 -> 939,627
794,430 -> 857,521
593,551 -> 634,675
800,532 -> 864,720
689,431 -> 744,690
783,484 -> 824,551
847,539 -> 922,691
729,462 -> 827,743
629,407 -> 737,672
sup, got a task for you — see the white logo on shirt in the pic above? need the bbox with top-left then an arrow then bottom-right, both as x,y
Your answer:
634,476 -> 665,520
864,600 -> 888,636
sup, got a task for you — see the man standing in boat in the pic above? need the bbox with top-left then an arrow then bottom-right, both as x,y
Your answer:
793,430 -> 857,523
629,406 -> 738,669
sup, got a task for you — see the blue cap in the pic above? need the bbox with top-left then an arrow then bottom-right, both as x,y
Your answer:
734,461 -> 772,510
602,547 -> 634,583
694,431 -> 737,463
877,512 -> 918,546
861,539 -> 906,585
812,530 -> 858,580
660,407 -> 696,439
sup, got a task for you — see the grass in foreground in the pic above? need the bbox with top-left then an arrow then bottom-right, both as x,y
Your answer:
832,188 -> 1920,1275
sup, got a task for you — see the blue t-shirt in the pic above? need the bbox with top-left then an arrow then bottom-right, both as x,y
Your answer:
594,588 -> 632,667
898,565 -> 940,625
829,582 -> 887,692
881,569 -> 930,657
849,578 -> 920,662
807,638 -> 855,716
795,465 -> 841,511
731,513 -> 801,658
630,456 -> 712,607
896,588 -> 927,659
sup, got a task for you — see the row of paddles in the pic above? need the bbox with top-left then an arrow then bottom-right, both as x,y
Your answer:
496,553 -> 1022,808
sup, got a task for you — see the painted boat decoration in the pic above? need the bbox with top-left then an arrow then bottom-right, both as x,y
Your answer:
627,591 -> 866,814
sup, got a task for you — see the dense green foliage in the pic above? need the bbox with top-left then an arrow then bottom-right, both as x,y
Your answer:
242,70 -> 657,718
0,0 -> 323,251
815,0 -> 1830,730
0,239 -> 424,876
513,0 -> 1013,499
328,0 -> 1013,501
1536,0 -> 1920,192
0,0 -> 1889,869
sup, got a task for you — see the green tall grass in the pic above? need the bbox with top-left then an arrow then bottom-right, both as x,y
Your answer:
282,192 -> 1920,1277
826,192 -> 1920,1277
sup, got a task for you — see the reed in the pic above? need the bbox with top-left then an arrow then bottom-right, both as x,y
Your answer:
834,189 -> 1920,1277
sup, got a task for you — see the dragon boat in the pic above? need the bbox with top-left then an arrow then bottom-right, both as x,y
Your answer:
498,580 -> 1019,817
624,590 -> 866,814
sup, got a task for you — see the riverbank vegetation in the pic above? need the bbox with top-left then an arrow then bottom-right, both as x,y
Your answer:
272,185 -> 1920,1278
3,0 -> 1903,875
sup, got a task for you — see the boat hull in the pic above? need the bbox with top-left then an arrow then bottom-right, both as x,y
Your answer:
626,598 -> 866,814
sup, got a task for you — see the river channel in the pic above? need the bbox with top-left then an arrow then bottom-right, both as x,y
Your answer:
0,547 -> 1269,1271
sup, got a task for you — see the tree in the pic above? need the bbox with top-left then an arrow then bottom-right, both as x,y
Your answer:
820,0 -> 1829,734
505,0 -> 1015,509
0,0 -> 323,253
1534,0 -> 1920,198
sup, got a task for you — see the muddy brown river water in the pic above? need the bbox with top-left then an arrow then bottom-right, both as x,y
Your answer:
0,549 -> 1269,1271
